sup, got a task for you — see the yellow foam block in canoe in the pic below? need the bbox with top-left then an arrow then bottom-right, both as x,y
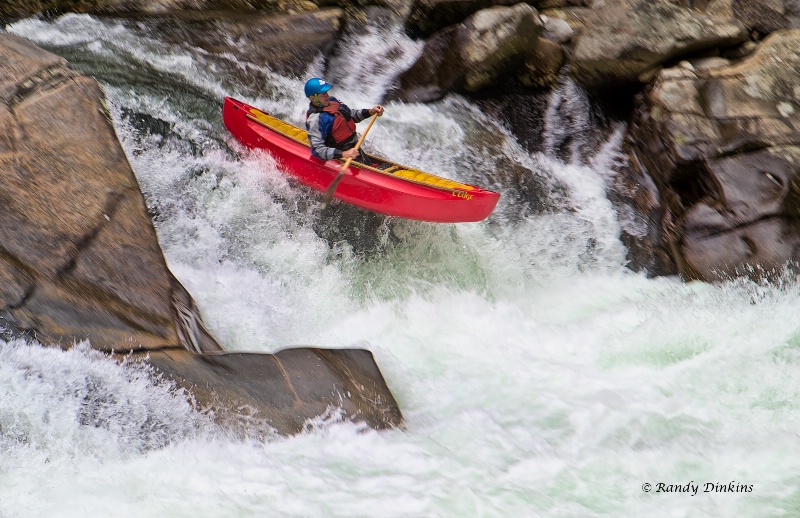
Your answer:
249,108 -> 310,145
392,169 -> 475,191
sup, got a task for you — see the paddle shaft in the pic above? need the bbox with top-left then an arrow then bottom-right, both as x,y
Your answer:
321,113 -> 379,207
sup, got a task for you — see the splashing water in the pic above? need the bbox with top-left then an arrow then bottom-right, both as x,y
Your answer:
543,77 -> 593,164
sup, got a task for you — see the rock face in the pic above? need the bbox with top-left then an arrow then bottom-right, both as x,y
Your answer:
403,0 -> 521,39
732,0 -> 800,34
680,0 -> 734,20
536,0 -> 591,6
136,347 -> 403,436
0,33 -> 201,351
0,0 -> 305,19
622,31 -> 800,281
0,33 -> 401,434
517,34 -> 567,88
571,0 -> 748,90
125,9 -> 344,76
390,3 -> 544,102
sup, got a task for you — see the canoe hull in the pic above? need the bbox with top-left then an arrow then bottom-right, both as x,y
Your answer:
222,97 -> 500,223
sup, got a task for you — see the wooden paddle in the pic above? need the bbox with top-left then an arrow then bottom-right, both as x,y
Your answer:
321,113 -> 379,209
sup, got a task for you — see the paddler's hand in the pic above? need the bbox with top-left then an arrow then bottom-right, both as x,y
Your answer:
342,148 -> 360,159
369,105 -> 384,116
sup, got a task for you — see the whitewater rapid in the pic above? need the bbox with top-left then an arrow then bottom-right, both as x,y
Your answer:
3,13 -> 800,517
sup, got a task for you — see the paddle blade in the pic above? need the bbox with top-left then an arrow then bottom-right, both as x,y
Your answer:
321,157 -> 353,208
320,174 -> 343,207
320,114 -> 378,209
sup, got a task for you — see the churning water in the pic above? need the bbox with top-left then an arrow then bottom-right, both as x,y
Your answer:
3,14 -> 800,517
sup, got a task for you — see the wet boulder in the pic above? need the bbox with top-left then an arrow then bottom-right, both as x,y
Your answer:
0,33 -> 402,435
0,0 -> 317,20
673,0 -> 734,18
517,32 -> 568,88
539,13 -> 574,43
403,0 -> 522,39
0,33 -> 201,351
571,0 -> 748,90
135,347 -> 403,436
515,14 -> 571,88
121,8 -> 344,77
677,1 -> 800,36
538,4 -> 593,33
732,0 -> 800,35
621,30 -> 800,281
536,0 -> 591,6
390,3 -> 544,102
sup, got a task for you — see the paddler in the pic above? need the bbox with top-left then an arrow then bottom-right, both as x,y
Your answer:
304,77 -> 384,164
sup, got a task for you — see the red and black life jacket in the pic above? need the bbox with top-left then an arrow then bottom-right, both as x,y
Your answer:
307,99 -> 358,148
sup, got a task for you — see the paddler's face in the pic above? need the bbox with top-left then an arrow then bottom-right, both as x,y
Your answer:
312,92 -> 331,106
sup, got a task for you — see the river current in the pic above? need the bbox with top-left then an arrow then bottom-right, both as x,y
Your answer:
2,13 -> 799,517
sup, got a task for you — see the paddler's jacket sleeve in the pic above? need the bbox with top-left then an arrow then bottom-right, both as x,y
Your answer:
350,107 -> 371,123
306,111 -> 342,161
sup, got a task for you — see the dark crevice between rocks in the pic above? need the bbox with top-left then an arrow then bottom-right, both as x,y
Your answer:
688,213 -> 788,240
666,160 -> 720,211
710,118 -> 777,157
471,80 -> 553,154
473,73 -> 639,157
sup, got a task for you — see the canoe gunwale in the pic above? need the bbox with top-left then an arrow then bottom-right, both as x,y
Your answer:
243,111 -> 480,196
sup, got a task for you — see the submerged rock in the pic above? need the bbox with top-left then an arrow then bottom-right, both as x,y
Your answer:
0,33 -> 402,435
134,347 -> 403,436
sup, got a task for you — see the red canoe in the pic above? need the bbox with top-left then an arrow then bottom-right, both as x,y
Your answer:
222,97 -> 500,223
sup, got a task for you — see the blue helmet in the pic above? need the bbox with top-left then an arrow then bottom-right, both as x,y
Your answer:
304,77 -> 332,97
